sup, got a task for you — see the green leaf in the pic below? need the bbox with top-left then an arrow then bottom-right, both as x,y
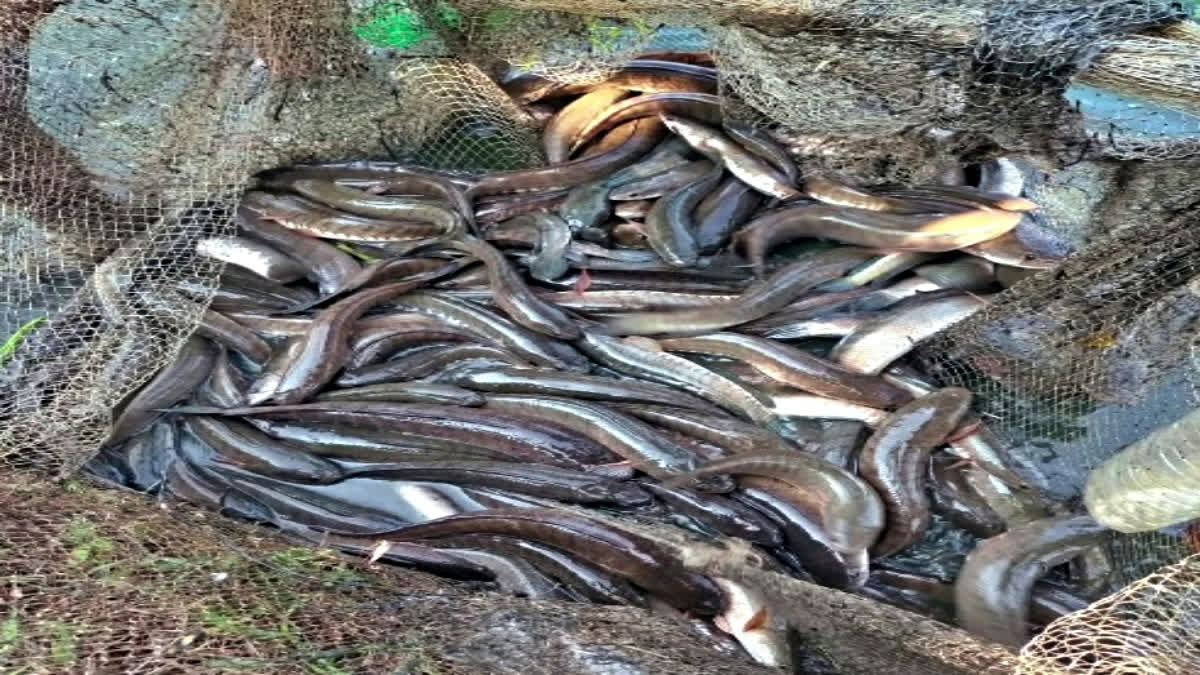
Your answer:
0,316 -> 45,367
335,242 -> 380,263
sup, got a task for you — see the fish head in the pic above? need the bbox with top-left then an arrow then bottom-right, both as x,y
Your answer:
658,114 -> 712,150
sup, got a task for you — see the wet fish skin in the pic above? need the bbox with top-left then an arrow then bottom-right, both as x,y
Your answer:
660,114 -> 801,200
858,388 -> 973,557
658,332 -> 912,408
600,247 -> 874,336
355,507 -> 728,615
107,336 -> 217,446
955,515 -> 1107,646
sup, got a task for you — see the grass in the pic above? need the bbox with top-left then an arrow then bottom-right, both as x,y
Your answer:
585,18 -> 623,55
266,547 -> 367,587
0,316 -> 44,367
64,517 -> 115,567
0,608 -> 21,659
46,621 -> 78,667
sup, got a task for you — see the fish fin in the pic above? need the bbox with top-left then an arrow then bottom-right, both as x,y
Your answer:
743,607 -> 769,632
573,267 -> 592,294
944,419 -> 983,443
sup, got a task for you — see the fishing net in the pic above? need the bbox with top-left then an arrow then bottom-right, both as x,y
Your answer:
0,471 -> 784,674
3,0 -> 1200,672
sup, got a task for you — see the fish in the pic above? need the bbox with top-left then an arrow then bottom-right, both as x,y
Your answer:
576,331 -> 778,425
955,515 -> 1107,646
435,533 -> 644,605
858,388 -> 973,556
265,279 -> 438,404
196,308 -> 272,365
660,114 -> 801,200
387,291 -> 589,371
735,204 -> 1022,272
665,451 -> 886,560
913,257 -> 997,291
768,393 -> 890,425
830,294 -> 989,374
184,416 -> 345,484
467,119 -> 664,198
570,93 -> 722,154
928,454 -> 1006,538
452,367 -> 722,413
734,482 -> 863,589
175,401 -> 619,467
874,185 -> 1038,212
608,159 -> 715,200
600,248 -> 874,336
436,547 -> 567,599
722,121 -> 799,185
196,236 -> 305,283
335,344 -> 530,387
824,252 -> 938,291
260,164 -> 475,229
482,394 -> 713,481
544,86 -> 630,163
241,190 -> 458,242
559,179 -> 614,233
711,578 -> 790,667
658,332 -> 912,408
693,176 -> 761,254
604,60 -> 719,94
236,200 -> 360,296
106,336 -> 217,445
316,382 -> 485,406
345,508 -> 727,615
644,168 -> 722,266
445,237 -> 581,339
643,484 -> 784,547
340,459 -> 652,507
803,175 -> 910,212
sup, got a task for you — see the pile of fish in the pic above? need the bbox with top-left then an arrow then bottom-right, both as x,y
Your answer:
83,54 -> 1112,668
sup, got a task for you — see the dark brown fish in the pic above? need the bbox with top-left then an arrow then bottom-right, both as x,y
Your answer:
107,336 -> 217,445
664,452 -> 886,560
354,508 -> 727,615
658,332 -> 912,408
600,247 -> 873,336
956,515 -> 1107,646
644,168 -> 722,267
336,344 -> 530,387
341,459 -> 651,507
694,176 -> 761,253
643,483 -> 783,547
184,416 -> 345,484
859,388 -> 973,557
445,237 -> 581,339
570,93 -> 722,154
315,382 -> 485,406
482,394 -> 712,480
196,308 -> 272,365
453,367 -> 723,414
236,200 -> 360,296
174,401 -> 619,467
735,204 -> 1022,272
605,60 -> 718,94
265,279 -> 435,404
467,119 -> 664,198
